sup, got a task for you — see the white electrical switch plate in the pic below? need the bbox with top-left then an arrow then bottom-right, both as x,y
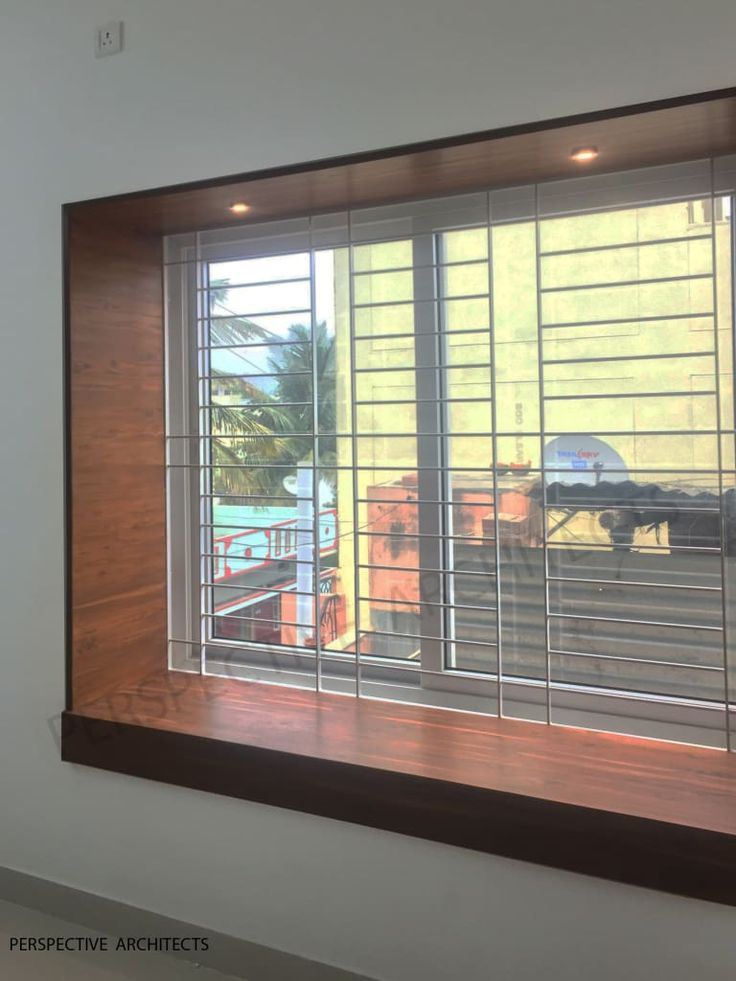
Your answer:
95,21 -> 123,58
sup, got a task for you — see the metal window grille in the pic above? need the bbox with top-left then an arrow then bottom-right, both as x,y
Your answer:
165,155 -> 736,749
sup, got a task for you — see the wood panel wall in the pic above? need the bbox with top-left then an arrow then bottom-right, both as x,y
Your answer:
67,218 -> 166,707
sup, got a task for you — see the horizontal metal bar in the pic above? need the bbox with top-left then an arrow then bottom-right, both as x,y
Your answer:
547,611 -> 723,630
191,420 -> 734,438
540,272 -> 712,294
199,430 -> 497,439
200,401 -> 312,410
352,257 -> 488,277
207,611 -> 313,630
357,562 -> 496,578
349,228 -> 486,251
353,327 -> 490,342
545,389 -> 716,401
173,431 -> 498,440
208,543 -> 317,558
201,369 -> 311,381
538,232 -> 713,258
547,647 -> 723,672
170,462 -> 500,472
543,350 -> 715,366
169,635 -> 317,658
548,429 -> 731,437
170,247 -> 310,269
543,464 -> 726,477
175,426 -> 736,439
360,425 -> 731,438
199,492 -> 313,503
353,361 -> 491,374
545,539 -> 722,552
202,274 -> 310,291
541,311 -> 713,330
546,575 -> 722,592
208,581 -> 314,598
355,496 -> 493,508
205,522 -> 318,536
358,529 -> 495,544
180,461 -> 729,477
203,308 -> 312,322
360,628 -> 498,649
171,432 -> 314,440
357,594 -> 497,614
210,524 -> 496,548
543,502 -> 721,513
203,337 -> 310,352
353,431 -> 494,439
355,396 -> 493,406
202,552 -> 315,566
353,292 -> 490,311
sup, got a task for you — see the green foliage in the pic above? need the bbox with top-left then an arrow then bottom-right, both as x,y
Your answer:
267,321 -> 336,469
206,279 -> 336,503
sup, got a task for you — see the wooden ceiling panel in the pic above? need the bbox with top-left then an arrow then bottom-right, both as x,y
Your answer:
67,88 -> 736,236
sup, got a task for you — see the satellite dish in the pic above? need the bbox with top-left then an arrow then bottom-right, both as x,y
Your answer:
282,475 -> 299,495
544,435 -> 628,486
282,471 -> 335,507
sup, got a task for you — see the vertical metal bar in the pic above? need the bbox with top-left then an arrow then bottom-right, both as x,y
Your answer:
486,193 -> 504,717
728,189 -> 736,749
435,237 -> 453,669
198,233 -> 213,677
710,169 -> 733,751
187,241 -> 203,673
347,210 -> 362,696
534,185 -> 553,724
308,223 -> 322,691
414,234 -> 445,676
165,238 -> 203,676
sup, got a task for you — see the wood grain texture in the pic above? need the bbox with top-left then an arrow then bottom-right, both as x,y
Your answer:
67,88 -> 736,236
64,673 -> 736,904
67,217 -> 166,705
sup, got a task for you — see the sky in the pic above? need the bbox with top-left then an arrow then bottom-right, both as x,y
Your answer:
207,250 -> 336,376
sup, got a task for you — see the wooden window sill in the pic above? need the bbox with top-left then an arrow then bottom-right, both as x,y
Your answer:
62,671 -> 736,906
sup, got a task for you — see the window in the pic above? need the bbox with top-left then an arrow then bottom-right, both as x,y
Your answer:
166,157 -> 736,750
688,196 -> 732,224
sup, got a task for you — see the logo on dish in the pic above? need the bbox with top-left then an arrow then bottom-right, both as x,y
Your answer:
556,449 -> 600,470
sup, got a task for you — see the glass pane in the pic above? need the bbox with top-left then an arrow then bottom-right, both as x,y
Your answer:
210,253 -> 310,286
163,182 -> 736,746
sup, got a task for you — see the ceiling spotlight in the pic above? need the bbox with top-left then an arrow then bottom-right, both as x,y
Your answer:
229,202 -> 250,215
570,146 -> 599,163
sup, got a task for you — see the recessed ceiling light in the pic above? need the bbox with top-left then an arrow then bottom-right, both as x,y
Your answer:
229,202 -> 250,215
570,146 -> 599,163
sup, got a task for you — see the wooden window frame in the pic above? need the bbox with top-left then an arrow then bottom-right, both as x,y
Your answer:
62,86 -> 736,906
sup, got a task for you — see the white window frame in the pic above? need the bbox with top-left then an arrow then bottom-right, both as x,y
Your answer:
165,167 -> 736,750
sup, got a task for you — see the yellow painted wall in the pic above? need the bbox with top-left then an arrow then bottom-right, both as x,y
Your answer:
328,198 -> 734,650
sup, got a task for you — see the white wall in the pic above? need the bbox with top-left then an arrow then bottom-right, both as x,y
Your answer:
1,2 -> 735,978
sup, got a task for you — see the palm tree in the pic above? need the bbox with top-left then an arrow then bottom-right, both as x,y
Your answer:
207,279 -> 291,499
206,280 -> 337,503
267,321 -> 336,469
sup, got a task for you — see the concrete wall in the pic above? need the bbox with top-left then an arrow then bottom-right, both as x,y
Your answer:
1,2 -> 734,978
